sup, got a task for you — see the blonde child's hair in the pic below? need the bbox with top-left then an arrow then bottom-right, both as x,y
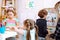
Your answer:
6,9 -> 17,18
24,19 -> 38,40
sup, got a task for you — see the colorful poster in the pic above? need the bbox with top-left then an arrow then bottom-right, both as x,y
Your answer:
26,0 -> 34,8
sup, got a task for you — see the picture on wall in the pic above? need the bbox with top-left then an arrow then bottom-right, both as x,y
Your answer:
6,0 -> 12,7
46,8 -> 57,27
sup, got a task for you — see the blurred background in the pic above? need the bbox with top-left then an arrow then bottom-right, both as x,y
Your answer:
0,0 -> 60,25
0,0 -> 60,40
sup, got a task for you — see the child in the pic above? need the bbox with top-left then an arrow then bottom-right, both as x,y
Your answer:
2,9 -> 19,40
14,19 -> 38,40
36,9 -> 48,40
3,9 -> 19,31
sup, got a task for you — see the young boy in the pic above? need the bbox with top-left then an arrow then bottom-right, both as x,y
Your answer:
36,9 -> 48,40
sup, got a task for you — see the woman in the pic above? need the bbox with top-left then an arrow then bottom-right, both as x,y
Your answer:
54,1 -> 60,40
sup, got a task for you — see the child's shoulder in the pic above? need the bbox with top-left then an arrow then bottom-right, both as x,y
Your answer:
13,18 -> 19,22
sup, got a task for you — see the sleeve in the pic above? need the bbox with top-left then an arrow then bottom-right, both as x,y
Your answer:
15,18 -> 19,22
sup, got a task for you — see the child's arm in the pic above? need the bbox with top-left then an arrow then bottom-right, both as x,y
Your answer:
15,18 -> 21,29
19,26 -> 26,30
15,20 -> 26,29
16,22 -> 20,29
14,27 -> 24,35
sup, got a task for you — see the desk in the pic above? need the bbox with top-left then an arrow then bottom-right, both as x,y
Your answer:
0,31 -> 17,40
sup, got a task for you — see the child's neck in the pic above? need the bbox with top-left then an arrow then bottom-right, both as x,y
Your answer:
40,17 -> 46,19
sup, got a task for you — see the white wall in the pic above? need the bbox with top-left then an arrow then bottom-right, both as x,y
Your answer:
16,0 -> 60,26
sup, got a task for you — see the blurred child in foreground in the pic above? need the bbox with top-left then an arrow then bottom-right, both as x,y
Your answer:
36,9 -> 48,40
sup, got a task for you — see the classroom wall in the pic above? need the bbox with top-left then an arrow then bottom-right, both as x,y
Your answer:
16,0 -> 60,26
0,0 -> 2,16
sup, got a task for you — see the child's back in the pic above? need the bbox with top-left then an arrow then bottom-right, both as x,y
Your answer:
36,19 -> 47,37
36,9 -> 48,40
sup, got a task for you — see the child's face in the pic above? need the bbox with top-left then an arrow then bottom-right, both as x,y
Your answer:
7,12 -> 14,18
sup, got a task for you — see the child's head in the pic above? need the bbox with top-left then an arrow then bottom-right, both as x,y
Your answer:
6,9 -> 16,18
24,19 -> 35,30
24,19 -> 38,40
38,9 -> 48,19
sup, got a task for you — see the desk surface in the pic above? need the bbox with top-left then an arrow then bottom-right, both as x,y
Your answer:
1,31 -> 17,38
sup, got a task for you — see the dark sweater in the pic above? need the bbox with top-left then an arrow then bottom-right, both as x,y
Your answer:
36,19 -> 48,38
55,19 -> 60,39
